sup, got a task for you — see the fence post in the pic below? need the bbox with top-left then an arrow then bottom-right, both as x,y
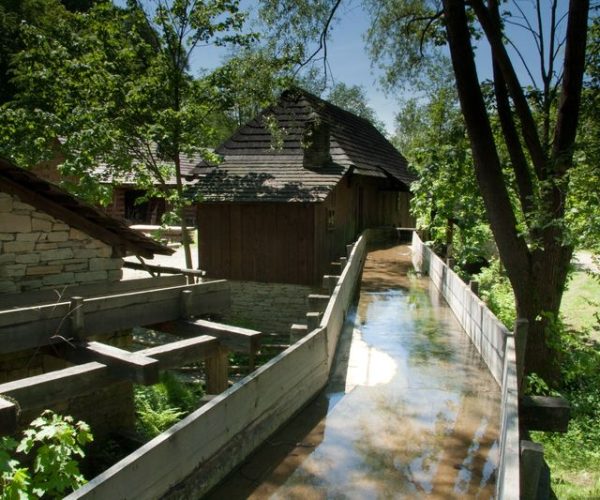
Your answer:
70,297 -> 84,340
206,346 -> 229,394
514,318 -> 529,394
469,280 -> 479,296
180,289 -> 193,319
521,440 -> 544,499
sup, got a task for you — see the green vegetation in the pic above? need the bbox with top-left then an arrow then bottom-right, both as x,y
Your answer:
134,371 -> 204,440
0,410 -> 93,498
561,268 -> 600,336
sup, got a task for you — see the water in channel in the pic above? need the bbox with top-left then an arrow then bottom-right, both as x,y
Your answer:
208,244 -> 501,499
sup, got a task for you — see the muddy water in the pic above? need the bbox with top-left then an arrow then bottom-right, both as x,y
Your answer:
207,244 -> 501,499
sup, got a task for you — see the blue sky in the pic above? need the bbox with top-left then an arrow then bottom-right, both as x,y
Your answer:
137,0 -> 570,135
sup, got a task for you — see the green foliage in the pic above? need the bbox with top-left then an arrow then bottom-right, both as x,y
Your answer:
0,410 -> 93,498
134,371 -> 204,440
473,259 -> 516,329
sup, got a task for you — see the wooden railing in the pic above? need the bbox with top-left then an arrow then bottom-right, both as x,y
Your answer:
411,231 -> 520,498
66,232 -> 369,499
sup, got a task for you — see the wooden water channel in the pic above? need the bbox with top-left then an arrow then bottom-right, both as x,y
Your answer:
0,229 -> 559,498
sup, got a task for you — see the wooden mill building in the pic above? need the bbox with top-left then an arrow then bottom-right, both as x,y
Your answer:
191,88 -> 415,286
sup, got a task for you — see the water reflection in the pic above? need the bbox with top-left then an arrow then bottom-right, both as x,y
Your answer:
207,245 -> 501,499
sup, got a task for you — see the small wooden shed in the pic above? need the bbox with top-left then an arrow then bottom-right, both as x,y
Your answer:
191,88 -> 415,285
0,158 -> 172,295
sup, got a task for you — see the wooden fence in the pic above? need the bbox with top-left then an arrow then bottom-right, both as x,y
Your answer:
411,231 -> 520,499
66,232 -> 368,499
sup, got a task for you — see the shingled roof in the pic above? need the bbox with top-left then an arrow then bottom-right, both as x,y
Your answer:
0,159 -> 173,258
191,88 -> 414,202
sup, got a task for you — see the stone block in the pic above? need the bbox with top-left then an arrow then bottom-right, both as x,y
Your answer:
31,211 -> 55,222
42,272 -> 75,286
89,258 -> 122,271
52,223 -> 70,231
108,269 -> 123,281
73,248 -> 99,259
57,241 -> 81,248
0,213 -> 31,233
0,196 -> 12,212
65,262 -> 89,272
16,232 -> 43,242
26,265 -> 62,276
47,231 -> 69,242
69,228 -> 87,240
12,201 -> 35,211
35,242 -> 58,251
75,270 -> 107,283
15,253 -> 41,265
4,241 -> 35,253
21,279 -> 43,291
31,217 -> 53,232
1,264 -> 26,278
39,248 -> 73,261
0,280 -> 17,294
0,254 -> 16,265
0,233 -> 15,241
95,245 -> 113,258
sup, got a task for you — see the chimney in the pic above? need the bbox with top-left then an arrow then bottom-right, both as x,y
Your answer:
302,112 -> 331,169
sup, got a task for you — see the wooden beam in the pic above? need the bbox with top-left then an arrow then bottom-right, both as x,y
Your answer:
123,261 -> 206,277
152,319 -> 261,354
0,280 -> 230,355
205,346 -> 229,394
308,294 -> 330,313
60,342 -> 159,385
0,397 -> 17,436
140,336 -> 219,370
519,395 -> 571,433
0,362 -> 112,421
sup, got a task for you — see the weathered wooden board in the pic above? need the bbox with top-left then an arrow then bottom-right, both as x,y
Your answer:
140,336 -> 219,370
0,281 -> 230,354
67,327 -> 329,500
0,397 -> 17,435
520,395 -> 570,433
154,319 -> 261,353
0,275 -> 187,310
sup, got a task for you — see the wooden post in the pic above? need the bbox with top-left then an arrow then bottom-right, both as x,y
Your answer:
308,294 -> 330,314
446,257 -> 455,269
205,346 -> 229,394
70,296 -> 84,340
180,289 -> 193,319
346,244 -> 353,258
0,397 -> 17,436
514,318 -> 528,394
520,440 -> 544,500
339,257 -> 348,270
322,275 -> 339,295
289,324 -> 308,344
306,312 -> 321,332
469,280 -> 479,296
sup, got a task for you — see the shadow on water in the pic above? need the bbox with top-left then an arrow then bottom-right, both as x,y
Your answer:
207,244 -> 501,499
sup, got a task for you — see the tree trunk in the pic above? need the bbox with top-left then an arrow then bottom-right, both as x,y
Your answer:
174,154 -> 193,270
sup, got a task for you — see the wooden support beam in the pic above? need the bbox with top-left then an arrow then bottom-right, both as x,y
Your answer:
330,261 -> 342,273
308,294 -> 330,314
140,336 -> 219,370
123,261 -> 206,278
153,319 -> 261,354
70,296 -> 84,340
346,244 -> 354,258
519,395 -> 571,433
469,280 -> 479,296
306,312 -> 321,332
339,257 -> 348,269
289,324 -> 308,344
0,362 -> 112,424
0,397 -> 17,436
180,289 -> 193,319
520,440 -> 544,500
205,346 -> 229,394
514,319 -> 528,394
61,342 -> 159,385
322,275 -> 339,295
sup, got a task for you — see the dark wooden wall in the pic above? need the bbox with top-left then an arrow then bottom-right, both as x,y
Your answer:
197,202 -> 316,284
197,173 -> 414,286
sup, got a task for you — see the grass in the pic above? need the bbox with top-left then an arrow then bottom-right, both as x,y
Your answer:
562,268 -> 600,337
533,266 -> 600,499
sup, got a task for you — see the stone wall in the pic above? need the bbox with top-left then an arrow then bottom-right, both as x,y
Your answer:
0,191 -> 123,294
223,281 -> 317,334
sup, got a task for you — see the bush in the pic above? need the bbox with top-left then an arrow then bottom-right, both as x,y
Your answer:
0,410 -> 93,499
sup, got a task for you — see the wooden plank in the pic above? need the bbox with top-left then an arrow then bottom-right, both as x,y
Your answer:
140,336 -> 220,370
520,440 -> 544,500
60,342 -> 159,385
153,319 -> 261,353
67,327 -> 329,500
519,395 -> 571,433
205,346 -> 229,394
0,362 -> 111,416
122,261 -> 206,277
0,281 -> 230,354
0,275 -> 187,310
0,397 -> 17,436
